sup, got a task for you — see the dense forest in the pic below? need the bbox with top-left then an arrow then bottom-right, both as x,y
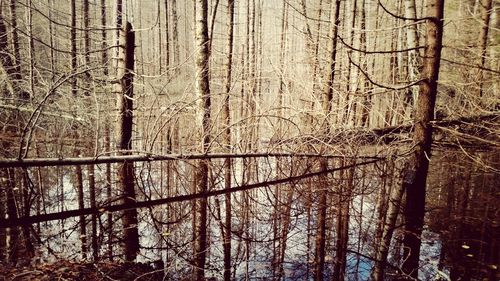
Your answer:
0,0 -> 498,280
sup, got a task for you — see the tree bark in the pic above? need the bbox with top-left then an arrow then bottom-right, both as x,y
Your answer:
478,0 -> 492,97
75,164 -> 87,259
314,1 -> 341,280
405,0 -> 421,118
193,0 -> 211,278
0,1 -> 27,100
100,0 -> 113,261
222,0 -> 235,280
333,160 -> 355,281
8,0 -> 23,99
88,164 -> 98,261
70,0 -> 77,97
400,0 -> 445,279
115,21 -> 139,262
164,0 -> 170,70
372,161 -> 405,281
171,0 -> 180,65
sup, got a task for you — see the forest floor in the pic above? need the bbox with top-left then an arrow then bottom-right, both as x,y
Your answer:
0,260 -> 165,281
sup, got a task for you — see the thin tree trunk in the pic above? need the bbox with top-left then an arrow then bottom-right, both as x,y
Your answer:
88,164 -> 98,260
0,1 -> 27,100
222,0 -> 235,280
115,21 -> 139,262
314,2 -> 341,280
344,0 -> 357,124
5,169 -> 19,265
26,0 -> 34,99
405,0 -> 420,118
400,0 -> 445,279
277,178 -> 295,280
478,0 -> 492,97
9,0 -> 24,100
171,0 -> 180,65
164,0 -> 170,70
193,0 -> 211,278
76,164 -> 87,259
278,0 -> 288,139
20,169 -> 34,262
372,161 -> 405,281
100,0 -> 113,261
48,0 -> 56,82
70,0 -> 77,97
333,160 -> 354,281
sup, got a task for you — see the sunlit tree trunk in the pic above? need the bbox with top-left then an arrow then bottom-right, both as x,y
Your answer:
478,0 -> 492,97
405,0 -> 420,119
222,0 -> 235,280
400,0 -> 445,279
99,0 -> 114,261
193,0 -> 211,278
343,0 -> 357,125
171,0 -> 180,65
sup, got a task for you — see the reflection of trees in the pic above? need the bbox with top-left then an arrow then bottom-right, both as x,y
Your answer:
428,151 -> 499,280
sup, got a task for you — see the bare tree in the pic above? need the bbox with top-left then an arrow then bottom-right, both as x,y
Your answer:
400,0 -> 445,279
193,0 -> 211,278
222,0 -> 235,280
314,1 -> 341,280
115,19 -> 140,261
478,0 -> 493,97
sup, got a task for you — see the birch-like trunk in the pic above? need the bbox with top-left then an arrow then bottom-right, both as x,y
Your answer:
193,0 -> 211,278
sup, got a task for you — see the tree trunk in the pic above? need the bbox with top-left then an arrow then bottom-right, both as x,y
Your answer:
164,0 -> 170,70
333,160 -> 354,281
0,172 -> 5,263
478,0 -> 492,97
100,0 -> 113,261
88,164 -> 98,260
0,1 -> 26,100
115,21 -> 139,262
8,0 -> 24,100
314,1 -> 341,280
372,161 -> 405,281
400,0 -> 445,279
70,0 -> 77,97
171,0 -> 180,65
26,0 -> 34,99
222,0 -> 235,280
75,164 -> 87,259
405,0 -> 420,119
193,0 -> 211,278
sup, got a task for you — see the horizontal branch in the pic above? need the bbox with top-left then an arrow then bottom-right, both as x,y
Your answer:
0,152 -> 383,169
0,159 -> 380,228
339,35 -> 425,54
0,104 -> 84,121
